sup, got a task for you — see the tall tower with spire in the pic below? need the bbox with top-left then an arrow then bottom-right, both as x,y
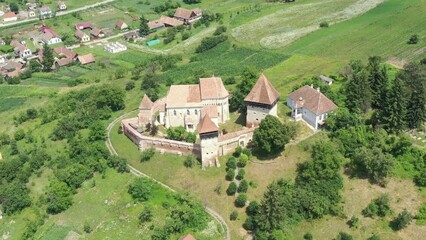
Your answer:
198,113 -> 219,169
244,73 -> 280,127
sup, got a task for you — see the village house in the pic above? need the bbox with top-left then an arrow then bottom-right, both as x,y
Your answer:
39,6 -> 53,19
174,7 -> 202,24
57,1 -> 67,11
75,22 -> 92,30
245,74 -> 280,127
2,12 -> 17,22
123,31 -> 138,41
287,85 -> 338,129
77,54 -> 95,65
104,42 -> 127,53
148,19 -> 165,31
160,15 -> 184,27
122,73 -> 278,168
54,46 -> 77,60
10,40 -> 32,58
90,28 -> 105,38
26,3 -> 38,11
0,61 -> 24,78
75,30 -> 90,42
115,20 -> 128,30
40,26 -> 62,45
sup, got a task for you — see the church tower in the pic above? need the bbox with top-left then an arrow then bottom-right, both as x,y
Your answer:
138,94 -> 154,129
244,73 -> 280,127
198,113 -> 219,169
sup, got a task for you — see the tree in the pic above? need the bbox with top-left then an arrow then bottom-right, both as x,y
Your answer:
56,164 -> 92,189
345,60 -> 372,113
141,148 -> 155,162
42,43 -> 54,72
367,234 -> 381,240
128,178 -> 152,202
183,0 -> 201,3
352,147 -> 394,186
9,3 -> 19,13
46,181 -> 73,214
236,169 -> 245,180
226,157 -> 237,169
408,34 -> 419,44
139,15 -> 150,36
246,200 -> 260,216
337,232 -> 353,240
226,182 -> 237,195
391,210 -> 413,231
230,210 -> 238,220
235,193 -> 247,207
362,194 -> 392,218
230,67 -> 258,112
184,155 -> 197,168
238,154 -> 248,167
367,56 -> 388,109
304,233 -> 313,240
380,77 -> 407,133
253,115 -> 294,155
0,180 -> 31,215
88,121 -> 105,142
225,169 -> 235,181
14,129 -> 25,141
125,81 -> 135,91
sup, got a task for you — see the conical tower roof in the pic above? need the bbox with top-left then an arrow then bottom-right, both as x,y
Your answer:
244,73 -> 280,105
198,113 -> 218,134
139,94 -> 153,110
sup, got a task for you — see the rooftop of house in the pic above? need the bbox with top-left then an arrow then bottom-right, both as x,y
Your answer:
179,233 -> 196,240
55,57 -> 73,67
90,27 -> 103,36
75,22 -> 92,30
174,8 -> 202,20
10,40 -> 28,52
39,6 -> 52,13
199,77 -> 229,100
77,54 -> 95,65
160,15 -> 184,27
3,11 -> 16,18
288,85 -> 338,115
115,20 -> 127,28
198,113 -> 218,134
148,19 -> 164,29
75,29 -> 88,39
245,73 -> 280,106
54,46 -> 77,59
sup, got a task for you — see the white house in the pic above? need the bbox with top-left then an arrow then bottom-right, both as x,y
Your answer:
75,30 -> 90,42
2,12 -> 17,22
104,42 -> 127,53
287,85 -> 338,129
57,2 -> 67,11
244,73 -> 280,127
39,6 -> 53,19
10,40 -> 32,58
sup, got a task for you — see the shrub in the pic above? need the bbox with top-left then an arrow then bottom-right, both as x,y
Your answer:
214,25 -> 227,35
139,208 -> 153,223
416,204 -> 426,224
195,34 -> 228,53
236,169 -> 245,180
304,232 -> 313,240
362,194 -> 392,218
242,148 -> 252,157
128,178 -> 152,202
414,169 -> 426,187
14,129 -> 25,141
238,179 -> 249,193
125,81 -> 135,91
141,148 -> 155,162
181,31 -> 191,41
408,34 -> 419,44
348,216 -> 360,229
83,222 -> 92,233
238,154 -> 248,167
337,232 -> 353,240
319,21 -> 329,28
230,210 -> 238,221
0,133 -> 11,146
391,210 -> 413,231
367,234 -> 381,240
226,169 -> 235,181
235,194 -> 247,207
226,182 -> 237,195
166,126 -> 196,143
184,155 -> 197,168
46,181 -> 73,214
234,146 -> 242,157
226,157 -> 237,170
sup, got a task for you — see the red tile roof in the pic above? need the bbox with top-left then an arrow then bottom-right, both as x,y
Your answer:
3,12 -> 16,19
75,22 -> 92,30
54,46 -> 77,59
179,234 -> 196,240
199,77 -> 229,100
160,16 -> 184,27
77,54 -> 95,65
288,85 -> 338,115
174,8 -> 201,20
198,113 -> 218,134
245,73 -> 280,106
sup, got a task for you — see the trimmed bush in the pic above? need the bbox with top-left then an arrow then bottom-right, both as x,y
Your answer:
226,182 -> 237,195
238,154 -> 248,168
320,21 -> 329,28
246,201 -> 259,216
235,194 -> 247,207
226,157 -> 237,169
236,169 -> 245,180
230,210 -> 238,220
304,232 -> 313,240
226,169 -> 235,181
238,179 -> 249,193
141,148 -> 155,162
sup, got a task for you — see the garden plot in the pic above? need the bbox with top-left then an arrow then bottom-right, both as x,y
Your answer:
231,0 -> 384,48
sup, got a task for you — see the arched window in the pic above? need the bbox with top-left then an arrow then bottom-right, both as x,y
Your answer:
173,110 -> 176,116
195,109 -> 198,115
187,109 -> 190,115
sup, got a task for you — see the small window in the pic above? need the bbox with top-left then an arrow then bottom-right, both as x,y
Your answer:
187,109 -> 190,115
195,109 -> 198,115
173,110 -> 176,116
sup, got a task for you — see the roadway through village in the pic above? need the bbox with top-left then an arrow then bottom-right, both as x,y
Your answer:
0,0 -> 116,28
105,110 -> 231,240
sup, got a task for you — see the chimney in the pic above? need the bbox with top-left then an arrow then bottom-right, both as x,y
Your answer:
310,84 -> 314,88
317,87 -> 320,92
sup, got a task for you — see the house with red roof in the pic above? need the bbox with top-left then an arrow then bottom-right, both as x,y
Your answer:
174,8 -> 202,24
2,12 -> 17,22
75,22 -> 92,30
287,85 -> 338,129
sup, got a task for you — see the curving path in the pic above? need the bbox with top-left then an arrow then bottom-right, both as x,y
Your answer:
105,110 -> 230,240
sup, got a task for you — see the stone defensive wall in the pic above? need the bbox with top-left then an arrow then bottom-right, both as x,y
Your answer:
122,118 -> 201,156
